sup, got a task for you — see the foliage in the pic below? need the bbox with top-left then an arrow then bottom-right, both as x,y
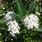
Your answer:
0,0 -> 42,42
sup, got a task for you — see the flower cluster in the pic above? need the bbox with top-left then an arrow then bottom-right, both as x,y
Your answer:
23,14 -> 39,30
5,11 -> 20,37
7,20 -> 20,37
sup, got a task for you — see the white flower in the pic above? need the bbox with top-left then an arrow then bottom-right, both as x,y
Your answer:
5,11 -> 20,37
0,33 -> 1,36
8,20 -> 20,37
3,7 -> 5,9
23,14 -> 39,30
0,41 -> 2,42
3,13 -> 5,15
36,0 -> 39,2
11,39 -> 13,41
35,12 -> 40,15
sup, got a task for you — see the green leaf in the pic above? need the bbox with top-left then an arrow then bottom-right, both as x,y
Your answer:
33,28 -> 42,32
28,29 -> 38,36
15,0 -> 26,21
28,0 -> 36,13
0,33 -> 4,42
0,19 -> 4,24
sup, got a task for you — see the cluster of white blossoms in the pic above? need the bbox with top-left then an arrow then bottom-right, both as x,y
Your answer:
7,20 -> 20,37
4,11 -> 20,37
23,14 -> 39,30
